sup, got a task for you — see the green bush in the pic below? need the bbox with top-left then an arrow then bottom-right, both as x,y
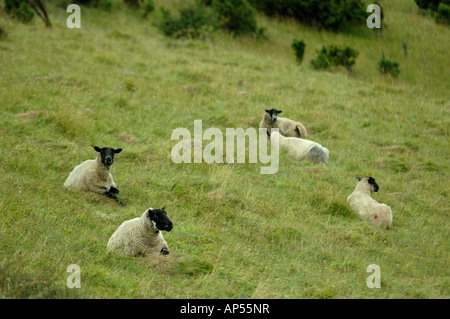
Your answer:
311,45 -> 359,71
378,53 -> 400,77
212,0 -> 264,36
5,0 -> 34,23
143,0 -> 155,17
415,0 -> 442,11
415,0 -> 450,24
249,0 -> 366,31
291,39 -> 306,63
310,53 -> 329,69
158,6 -> 216,39
437,2 -> 450,23
55,0 -> 112,10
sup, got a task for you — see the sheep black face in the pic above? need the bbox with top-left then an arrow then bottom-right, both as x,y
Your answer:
94,146 -> 122,167
148,207 -> 173,232
367,177 -> 379,192
357,176 -> 379,192
265,108 -> 282,122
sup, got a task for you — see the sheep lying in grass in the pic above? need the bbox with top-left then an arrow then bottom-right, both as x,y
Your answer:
259,108 -> 308,138
64,146 -> 125,205
107,207 -> 173,257
270,131 -> 329,164
347,177 -> 393,229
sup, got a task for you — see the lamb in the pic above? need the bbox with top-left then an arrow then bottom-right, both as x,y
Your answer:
259,108 -> 308,138
64,146 -> 125,205
107,207 -> 173,257
347,177 -> 393,229
270,131 -> 329,164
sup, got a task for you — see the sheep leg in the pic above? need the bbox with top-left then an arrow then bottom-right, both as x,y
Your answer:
295,126 -> 302,137
109,186 -> 119,194
104,191 -> 126,206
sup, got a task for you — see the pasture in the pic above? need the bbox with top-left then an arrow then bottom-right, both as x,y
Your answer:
0,0 -> 448,298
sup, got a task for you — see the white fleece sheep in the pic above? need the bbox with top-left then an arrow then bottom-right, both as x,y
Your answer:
347,177 -> 393,229
270,131 -> 329,164
107,207 -> 173,257
64,146 -> 123,204
259,108 -> 308,138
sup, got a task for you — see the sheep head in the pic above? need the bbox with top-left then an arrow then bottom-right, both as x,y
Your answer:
368,177 -> 380,192
94,146 -> 122,167
356,176 -> 379,193
265,108 -> 282,122
147,207 -> 173,232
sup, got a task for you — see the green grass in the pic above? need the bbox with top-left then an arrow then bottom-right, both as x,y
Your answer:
0,0 -> 449,298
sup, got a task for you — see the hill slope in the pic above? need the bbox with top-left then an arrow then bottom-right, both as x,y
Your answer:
0,0 -> 448,298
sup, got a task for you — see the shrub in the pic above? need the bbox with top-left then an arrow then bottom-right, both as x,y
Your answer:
437,2 -> 450,24
291,39 -> 306,63
311,45 -> 359,71
249,0 -> 366,31
378,53 -> 400,77
4,0 -> 34,23
56,0 -> 112,10
143,0 -> 155,17
310,53 -> 329,70
212,0 -> 264,36
415,0 -> 450,24
415,0 -> 442,11
158,6 -> 216,39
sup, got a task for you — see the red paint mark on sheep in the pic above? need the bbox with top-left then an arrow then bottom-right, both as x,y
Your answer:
374,215 -> 378,219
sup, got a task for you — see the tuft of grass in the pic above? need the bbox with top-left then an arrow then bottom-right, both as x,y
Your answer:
0,26 -> 7,41
0,260 -> 84,298
378,53 -> 400,77
171,256 -> 214,277
0,0 -> 448,299
49,105 -> 92,139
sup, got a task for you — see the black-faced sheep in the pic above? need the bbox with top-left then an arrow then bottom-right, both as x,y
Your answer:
347,177 -> 393,229
270,131 -> 329,164
259,108 -> 308,138
64,146 -> 125,205
107,207 -> 173,257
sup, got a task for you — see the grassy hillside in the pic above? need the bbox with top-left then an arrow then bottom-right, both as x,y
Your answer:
0,0 -> 448,298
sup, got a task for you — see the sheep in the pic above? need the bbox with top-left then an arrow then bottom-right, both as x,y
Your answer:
107,207 -> 173,257
64,146 -> 125,205
259,108 -> 308,138
347,177 -> 393,229
270,131 -> 329,164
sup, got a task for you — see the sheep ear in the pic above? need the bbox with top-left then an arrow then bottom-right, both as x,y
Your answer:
114,148 -> 122,154
277,110 -> 282,114
356,176 -> 361,181
265,109 -> 270,113
161,206 -> 165,211
147,209 -> 155,219
94,146 -> 101,152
